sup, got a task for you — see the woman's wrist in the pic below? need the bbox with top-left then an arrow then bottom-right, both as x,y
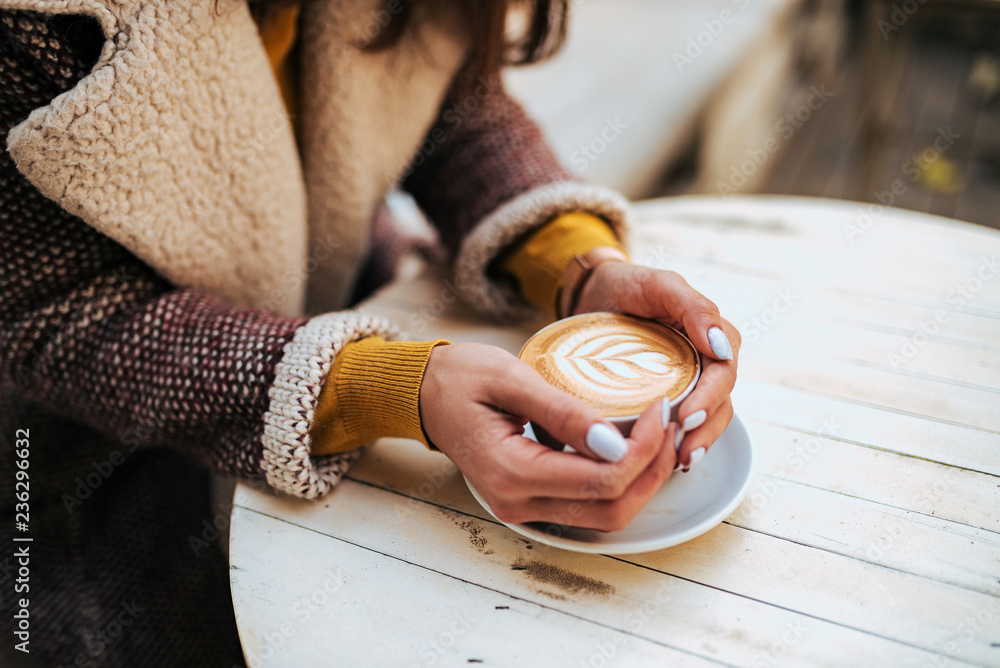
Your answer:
556,247 -> 629,318
496,211 -> 626,315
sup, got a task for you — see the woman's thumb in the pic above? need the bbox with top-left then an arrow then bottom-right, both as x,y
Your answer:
496,363 -> 629,462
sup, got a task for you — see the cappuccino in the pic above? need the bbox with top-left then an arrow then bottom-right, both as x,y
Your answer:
519,313 -> 699,420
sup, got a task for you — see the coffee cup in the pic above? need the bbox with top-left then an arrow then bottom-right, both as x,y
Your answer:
518,312 -> 700,449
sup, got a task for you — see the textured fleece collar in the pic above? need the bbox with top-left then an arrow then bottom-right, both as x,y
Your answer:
3,0 -> 466,315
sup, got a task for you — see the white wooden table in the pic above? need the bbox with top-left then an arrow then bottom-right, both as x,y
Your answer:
229,196 -> 1000,667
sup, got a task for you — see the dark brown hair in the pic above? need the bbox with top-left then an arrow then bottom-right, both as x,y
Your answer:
250,0 -> 568,95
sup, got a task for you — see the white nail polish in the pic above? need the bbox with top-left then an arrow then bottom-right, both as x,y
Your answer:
586,423 -> 628,462
688,447 -> 706,470
674,427 -> 684,451
707,327 -> 733,361
661,397 -> 671,429
682,409 -> 707,432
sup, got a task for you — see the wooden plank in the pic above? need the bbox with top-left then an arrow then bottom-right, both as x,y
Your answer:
732,380 -> 999,472
820,79 -> 867,201
232,481 -> 988,667
726,474 -> 1000,598
739,352 -> 1000,433
338,437 -> 1000,599
633,271 -> 1000,370
798,289 -> 1000,351
955,81 -> 1000,230
783,318 -> 999,391
652,228 -> 1000,310
626,263 -> 1000,354
628,204 -> 1000,299
230,508 -> 720,668
625,521 -> 1000,667
926,46 -> 975,221
874,45 -> 948,216
740,420 -> 1000,532
630,196 -> 1000,257
338,437 -> 1000,598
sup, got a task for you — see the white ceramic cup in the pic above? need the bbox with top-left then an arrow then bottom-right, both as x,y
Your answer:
518,314 -> 701,450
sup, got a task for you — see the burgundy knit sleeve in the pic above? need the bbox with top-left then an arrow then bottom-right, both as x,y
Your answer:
1,10 -> 395,499
402,76 -> 575,256
401,74 -> 631,321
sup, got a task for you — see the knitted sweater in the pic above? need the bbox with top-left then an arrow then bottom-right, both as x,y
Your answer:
0,3 -> 630,665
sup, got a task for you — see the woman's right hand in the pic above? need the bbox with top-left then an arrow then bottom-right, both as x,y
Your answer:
419,342 -> 677,532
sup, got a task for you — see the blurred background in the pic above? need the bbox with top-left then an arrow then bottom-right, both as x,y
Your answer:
504,0 -> 1000,230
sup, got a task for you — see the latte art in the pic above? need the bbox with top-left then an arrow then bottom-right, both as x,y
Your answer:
549,335 -> 679,395
520,313 -> 699,418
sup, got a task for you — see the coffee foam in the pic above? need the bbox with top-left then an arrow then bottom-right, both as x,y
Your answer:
519,313 -> 698,417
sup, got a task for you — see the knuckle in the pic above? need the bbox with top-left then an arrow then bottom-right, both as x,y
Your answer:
628,275 -> 651,303
634,268 -> 655,291
544,393 -> 581,437
578,481 -> 601,502
508,358 -> 537,382
601,481 -> 625,501
593,473 -> 627,500
491,502 -> 522,525
494,367 -> 524,397
602,503 -> 635,532
482,468 -> 517,500
631,433 -> 659,459
651,460 -> 672,487
659,269 -> 684,285
586,480 -> 610,500
609,484 -> 628,501
606,474 -> 629,499
693,296 -> 721,318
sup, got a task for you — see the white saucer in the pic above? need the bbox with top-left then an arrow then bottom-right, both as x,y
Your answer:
464,413 -> 755,554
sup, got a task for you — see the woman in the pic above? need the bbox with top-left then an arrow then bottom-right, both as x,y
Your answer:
0,0 -> 739,665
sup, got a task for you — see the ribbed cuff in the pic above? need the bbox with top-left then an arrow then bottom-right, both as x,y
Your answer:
310,337 -> 450,454
498,211 -> 627,315
261,312 -> 400,499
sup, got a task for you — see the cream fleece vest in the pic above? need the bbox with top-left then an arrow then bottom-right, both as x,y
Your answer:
3,0 -> 467,315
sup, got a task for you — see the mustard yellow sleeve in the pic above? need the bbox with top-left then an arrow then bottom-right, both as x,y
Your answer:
498,212 -> 627,315
253,3 -> 301,125
310,337 -> 450,455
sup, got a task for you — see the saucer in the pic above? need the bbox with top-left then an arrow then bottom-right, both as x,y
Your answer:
464,414 -> 755,554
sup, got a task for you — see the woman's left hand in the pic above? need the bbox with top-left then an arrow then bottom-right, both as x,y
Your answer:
575,259 -> 741,471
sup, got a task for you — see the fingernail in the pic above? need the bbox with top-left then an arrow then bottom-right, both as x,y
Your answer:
674,427 -> 684,451
682,409 -> 707,432
661,397 -> 671,429
707,327 -> 733,361
586,423 -> 628,463
688,447 -> 706,471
